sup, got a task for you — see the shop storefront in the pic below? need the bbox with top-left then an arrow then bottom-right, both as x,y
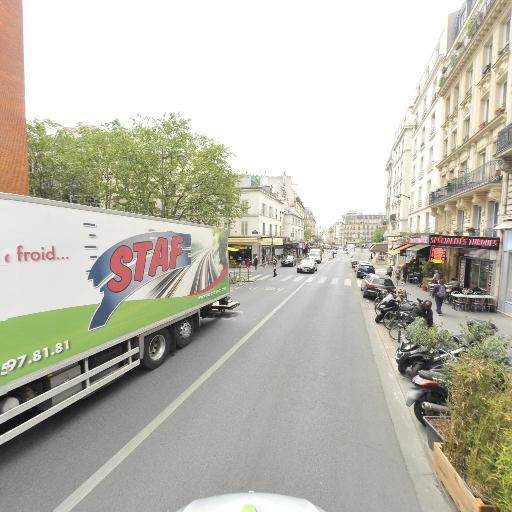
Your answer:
261,237 -> 284,261
429,235 -> 500,293
228,237 -> 260,266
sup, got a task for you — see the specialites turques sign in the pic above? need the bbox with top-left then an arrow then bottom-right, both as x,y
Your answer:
428,235 -> 500,250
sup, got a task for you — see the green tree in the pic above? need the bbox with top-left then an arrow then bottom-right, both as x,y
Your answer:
27,114 -> 245,226
372,226 -> 385,242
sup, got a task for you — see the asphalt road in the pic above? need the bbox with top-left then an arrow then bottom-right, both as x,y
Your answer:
0,253 -> 448,511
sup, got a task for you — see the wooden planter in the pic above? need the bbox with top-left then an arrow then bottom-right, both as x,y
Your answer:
432,443 -> 498,512
424,416 -> 447,450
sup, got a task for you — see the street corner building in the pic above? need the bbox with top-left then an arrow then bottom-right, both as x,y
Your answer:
0,0 -> 29,196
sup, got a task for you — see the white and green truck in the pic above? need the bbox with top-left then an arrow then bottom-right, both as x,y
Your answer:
0,192 -> 237,445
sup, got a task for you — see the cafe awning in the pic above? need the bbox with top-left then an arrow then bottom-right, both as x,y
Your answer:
388,243 -> 414,256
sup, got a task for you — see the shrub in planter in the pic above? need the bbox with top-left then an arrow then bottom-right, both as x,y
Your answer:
444,356 -> 512,506
495,429 -> 512,510
405,318 -> 457,352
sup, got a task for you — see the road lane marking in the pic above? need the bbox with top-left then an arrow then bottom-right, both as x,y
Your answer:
257,274 -> 271,281
331,278 -> 339,285
54,269 -> 313,512
318,276 -> 327,284
279,275 -> 293,282
305,276 -> 316,283
344,278 -> 352,287
293,275 -> 305,282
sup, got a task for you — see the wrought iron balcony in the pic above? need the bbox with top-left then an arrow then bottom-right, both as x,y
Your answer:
482,228 -> 497,237
429,160 -> 503,206
497,122 -> 512,155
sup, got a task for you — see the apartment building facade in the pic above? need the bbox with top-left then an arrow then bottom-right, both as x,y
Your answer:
430,0 -> 510,295
385,109 -> 415,244
340,212 -> 386,246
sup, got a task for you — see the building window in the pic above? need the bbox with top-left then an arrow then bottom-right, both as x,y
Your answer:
445,96 -> 451,119
262,222 -> 266,235
241,221 -> 248,235
463,116 -> 470,141
417,215 -> 421,231
430,113 -> 436,134
472,205 -> 482,230
482,96 -> 490,123
454,84 -> 460,106
479,150 -> 487,166
269,206 -> 273,218
502,80 -> 508,108
451,129 -> 458,149
269,224 -> 272,236
466,66 -> 473,95
488,201 -> 499,227
457,210 -> 465,232
429,147 -> 434,169
503,17 -> 511,47
460,160 -> 468,176
444,137 -> 449,157
485,39 -> 493,67
261,203 -> 267,216
425,212 -> 430,232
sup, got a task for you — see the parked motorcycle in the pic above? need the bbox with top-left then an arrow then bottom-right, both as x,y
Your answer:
396,343 -> 463,376
405,369 -> 449,425
374,292 -> 400,323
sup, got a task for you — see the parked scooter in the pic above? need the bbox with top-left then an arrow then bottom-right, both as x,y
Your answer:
374,292 -> 400,323
405,369 -> 449,425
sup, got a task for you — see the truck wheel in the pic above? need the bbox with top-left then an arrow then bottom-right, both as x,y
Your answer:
174,317 -> 195,349
141,329 -> 171,369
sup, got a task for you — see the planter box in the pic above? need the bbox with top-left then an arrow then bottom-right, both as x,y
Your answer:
432,443 -> 498,512
424,417 -> 447,450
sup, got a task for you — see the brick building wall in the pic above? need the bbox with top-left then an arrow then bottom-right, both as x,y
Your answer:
0,0 -> 28,195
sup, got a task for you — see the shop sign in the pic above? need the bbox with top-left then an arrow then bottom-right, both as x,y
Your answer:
429,235 -> 500,250
408,235 -> 429,244
430,247 -> 447,264
260,237 -> 284,246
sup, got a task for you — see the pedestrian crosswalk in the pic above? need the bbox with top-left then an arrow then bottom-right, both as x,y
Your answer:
249,273 -> 354,287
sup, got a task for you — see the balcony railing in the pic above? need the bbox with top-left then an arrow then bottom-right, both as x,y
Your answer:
497,122 -> 512,155
429,160 -> 503,205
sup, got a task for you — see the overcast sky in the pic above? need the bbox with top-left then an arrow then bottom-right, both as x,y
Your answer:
23,0 -> 463,229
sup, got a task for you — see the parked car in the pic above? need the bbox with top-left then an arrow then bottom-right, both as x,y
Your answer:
309,249 -> 322,263
297,258 -> 318,273
355,262 -> 375,278
361,274 -> 396,299
350,259 -> 359,268
281,255 -> 295,267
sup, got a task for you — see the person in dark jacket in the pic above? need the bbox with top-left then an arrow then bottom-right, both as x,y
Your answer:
417,300 -> 434,327
432,279 -> 447,315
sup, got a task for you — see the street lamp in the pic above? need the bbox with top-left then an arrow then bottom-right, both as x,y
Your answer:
161,150 -> 186,217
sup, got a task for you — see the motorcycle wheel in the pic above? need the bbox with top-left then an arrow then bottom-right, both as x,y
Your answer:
389,322 -> 404,341
397,359 -> 409,375
414,395 -> 444,426
374,300 -> 381,313
383,312 -> 397,329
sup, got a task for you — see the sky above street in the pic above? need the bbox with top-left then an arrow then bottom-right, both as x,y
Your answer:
23,0 -> 463,229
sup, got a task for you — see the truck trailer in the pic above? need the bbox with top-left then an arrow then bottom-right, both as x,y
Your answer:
0,192 -> 238,445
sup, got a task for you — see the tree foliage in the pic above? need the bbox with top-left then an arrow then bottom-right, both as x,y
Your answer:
27,114 -> 244,226
372,226 -> 385,242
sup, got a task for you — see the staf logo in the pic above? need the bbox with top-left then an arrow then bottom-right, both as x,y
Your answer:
88,231 -> 191,330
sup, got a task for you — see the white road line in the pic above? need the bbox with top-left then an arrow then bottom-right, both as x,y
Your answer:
318,276 -> 327,284
344,278 -> 352,287
305,276 -> 316,283
54,270 -> 313,512
257,274 -> 271,281
279,275 -> 293,282
331,278 -> 339,285
293,275 -> 305,282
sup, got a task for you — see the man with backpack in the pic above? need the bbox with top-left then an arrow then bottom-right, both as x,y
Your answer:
432,278 -> 447,315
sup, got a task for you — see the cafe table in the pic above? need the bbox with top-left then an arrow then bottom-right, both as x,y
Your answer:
450,293 -> 495,312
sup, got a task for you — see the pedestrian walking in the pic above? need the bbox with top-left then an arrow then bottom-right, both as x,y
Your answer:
402,264 -> 409,284
245,257 -> 251,270
432,279 -> 447,315
370,253 -> 374,260
272,256 -> 278,277
386,265 -> 393,278
253,254 -> 258,270
431,270 -> 440,284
